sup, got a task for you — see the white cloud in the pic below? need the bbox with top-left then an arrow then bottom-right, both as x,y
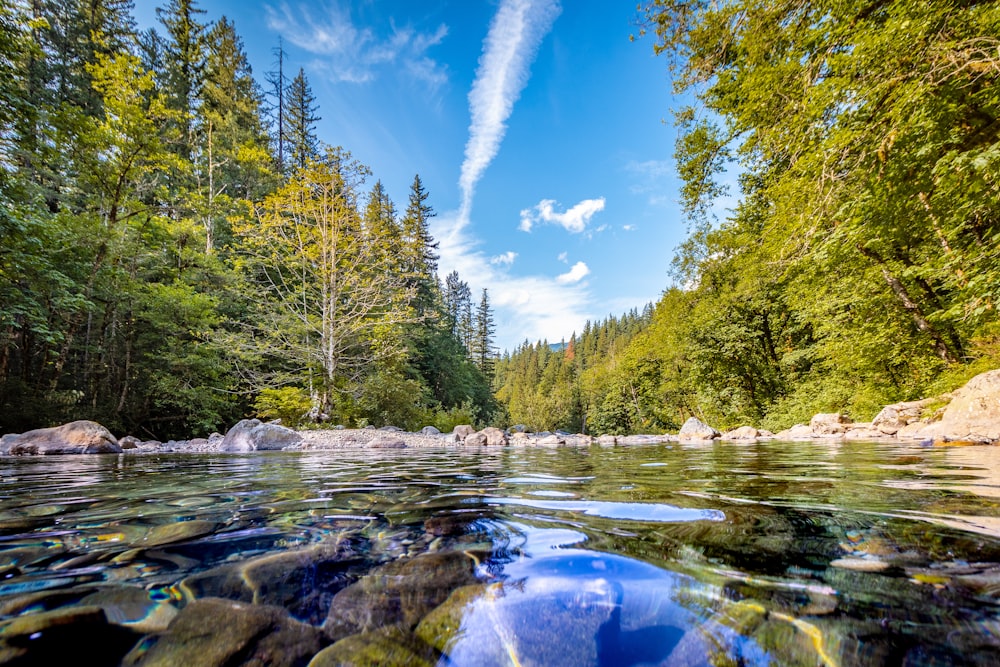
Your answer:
557,251 -> 568,263
490,251 -> 518,266
622,224 -> 636,231
457,0 -> 562,226
265,3 -> 448,90
519,197 -> 606,233
556,261 -> 590,285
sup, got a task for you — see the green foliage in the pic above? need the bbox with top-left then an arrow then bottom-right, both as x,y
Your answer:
253,387 -> 312,427
0,4 -> 494,439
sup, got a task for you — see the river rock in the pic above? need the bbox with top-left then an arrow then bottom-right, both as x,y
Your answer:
810,413 -> 849,435
419,426 -> 441,436
1,420 -> 121,455
309,628 -> 438,667
463,432 -> 487,446
416,577 -> 622,666
220,418 -> 302,452
179,540 -> 362,623
453,425 -> 475,438
775,423 -> 815,440
122,597 -> 324,667
0,605 -> 139,665
538,434 -> 565,446
369,435 -> 406,449
80,586 -> 179,633
481,427 -> 508,446
323,550 -> 482,641
871,399 -> 935,435
119,435 -> 141,450
721,426 -> 760,441
140,520 -> 219,548
678,417 -> 720,441
901,369 -> 1000,443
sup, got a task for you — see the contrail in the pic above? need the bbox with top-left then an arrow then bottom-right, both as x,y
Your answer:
458,0 -> 561,227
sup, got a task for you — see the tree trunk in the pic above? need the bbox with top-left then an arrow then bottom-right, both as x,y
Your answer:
857,245 -> 958,364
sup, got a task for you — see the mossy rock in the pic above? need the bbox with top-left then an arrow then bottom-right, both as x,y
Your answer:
308,628 -> 438,667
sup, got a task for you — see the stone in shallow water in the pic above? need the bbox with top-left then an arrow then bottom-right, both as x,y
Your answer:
139,520 -> 220,548
323,550 -> 483,641
308,628 -> 438,667
2,420 -> 121,455
80,586 -> 179,634
122,597 -> 324,667
180,539 -> 363,624
829,557 -> 892,573
0,605 -> 140,666
416,578 -> 633,667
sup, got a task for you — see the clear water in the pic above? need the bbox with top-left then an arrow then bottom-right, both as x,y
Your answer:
1,441 -> 1000,666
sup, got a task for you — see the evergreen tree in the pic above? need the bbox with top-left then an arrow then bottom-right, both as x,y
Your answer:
284,67 -> 319,172
472,288 -> 496,383
157,0 -> 206,158
401,174 -> 439,314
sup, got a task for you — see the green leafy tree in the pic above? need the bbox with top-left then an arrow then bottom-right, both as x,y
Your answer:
230,148 -> 414,416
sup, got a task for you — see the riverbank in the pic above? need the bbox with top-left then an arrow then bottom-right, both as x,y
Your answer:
2,368 -> 999,455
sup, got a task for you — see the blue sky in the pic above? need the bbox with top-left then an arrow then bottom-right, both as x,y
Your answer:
134,0 -> 691,351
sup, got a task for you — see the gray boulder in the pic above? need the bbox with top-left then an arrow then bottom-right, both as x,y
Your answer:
481,427 -> 508,446
453,425 -> 476,438
1,420 -> 121,455
463,432 -> 488,446
220,419 -> 302,452
420,425 -> 441,436
369,435 -> 406,449
678,417 -> 720,440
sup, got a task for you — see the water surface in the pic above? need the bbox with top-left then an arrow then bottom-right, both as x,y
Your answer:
1,440 -> 999,665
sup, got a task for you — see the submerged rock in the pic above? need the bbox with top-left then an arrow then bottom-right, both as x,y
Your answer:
1,420 -> 121,455
322,550 -> 483,641
140,520 -> 220,548
220,419 -> 302,452
179,540 -> 363,624
122,597 -> 324,667
309,628 -> 438,667
0,605 -> 139,665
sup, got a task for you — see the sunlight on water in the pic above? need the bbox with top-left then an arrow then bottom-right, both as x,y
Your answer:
0,441 -> 999,665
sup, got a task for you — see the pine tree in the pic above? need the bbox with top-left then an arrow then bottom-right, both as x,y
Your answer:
284,67 -> 320,172
472,288 -> 496,383
198,15 -> 272,250
401,174 -> 439,314
157,0 -> 206,159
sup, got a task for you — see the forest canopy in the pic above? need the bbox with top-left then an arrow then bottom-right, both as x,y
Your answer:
495,0 -> 1000,434
0,0 -> 498,438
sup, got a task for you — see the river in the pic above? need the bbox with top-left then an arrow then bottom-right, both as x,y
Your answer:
1,440 -> 999,665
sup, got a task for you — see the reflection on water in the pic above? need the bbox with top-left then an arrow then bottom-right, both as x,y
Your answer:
0,441 -> 999,665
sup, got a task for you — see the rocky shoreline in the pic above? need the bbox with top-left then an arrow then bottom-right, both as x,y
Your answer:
3,369 -> 999,455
